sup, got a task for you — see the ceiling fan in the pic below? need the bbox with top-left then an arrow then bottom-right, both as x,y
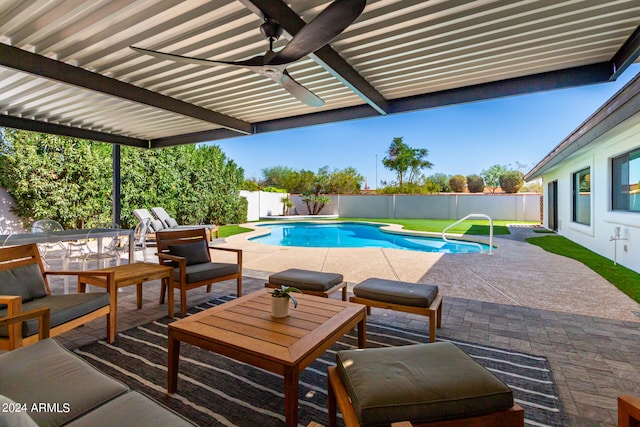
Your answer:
131,0 -> 366,107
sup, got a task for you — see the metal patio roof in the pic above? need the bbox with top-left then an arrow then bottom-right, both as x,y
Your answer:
1,0 -> 640,149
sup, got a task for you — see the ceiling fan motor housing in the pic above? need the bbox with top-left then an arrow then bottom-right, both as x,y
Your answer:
260,19 -> 283,41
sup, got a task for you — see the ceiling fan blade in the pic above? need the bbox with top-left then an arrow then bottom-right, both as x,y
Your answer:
274,70 -> 324,107
268,0 -> 366,65
130,46 -> 265,68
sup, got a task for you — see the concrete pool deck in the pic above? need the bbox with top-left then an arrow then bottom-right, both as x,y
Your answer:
219,223 -> 640,322
50,224 -> 640,426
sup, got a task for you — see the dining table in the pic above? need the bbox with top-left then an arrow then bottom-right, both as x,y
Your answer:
0,228 -> 135,262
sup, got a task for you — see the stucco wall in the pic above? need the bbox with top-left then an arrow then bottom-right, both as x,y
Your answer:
540,111 -> 640,273
288,193 -> 541,221
0,187 -> 24,233
240,190 -> 290,221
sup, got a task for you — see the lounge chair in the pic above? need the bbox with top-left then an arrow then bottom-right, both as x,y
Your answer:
151,206 -> 219,239
133,208 -> 218,241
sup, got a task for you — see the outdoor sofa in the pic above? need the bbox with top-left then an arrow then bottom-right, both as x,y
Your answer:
0,338 -> 195,426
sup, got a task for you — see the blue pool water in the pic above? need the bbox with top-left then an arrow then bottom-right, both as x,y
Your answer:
250,222 -> 490,253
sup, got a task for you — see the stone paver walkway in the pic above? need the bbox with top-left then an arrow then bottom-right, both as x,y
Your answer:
46,224 -> 640,426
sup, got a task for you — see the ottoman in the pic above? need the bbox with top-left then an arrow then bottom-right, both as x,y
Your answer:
350,278 -> 442,342
266,268 -> 347,301
328,342 -> 523,427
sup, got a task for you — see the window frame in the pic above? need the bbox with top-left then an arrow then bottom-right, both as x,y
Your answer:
572,166 -> 591,226
611,147 -> 640,213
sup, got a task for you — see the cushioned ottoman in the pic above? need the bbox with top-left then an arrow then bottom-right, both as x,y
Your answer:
328,342 -> 523,427
266,268 -> 347,301
350,278 -> 442,342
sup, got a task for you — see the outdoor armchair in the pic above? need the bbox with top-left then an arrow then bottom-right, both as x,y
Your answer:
155,228 -> 242,317
0,243 -> 115,350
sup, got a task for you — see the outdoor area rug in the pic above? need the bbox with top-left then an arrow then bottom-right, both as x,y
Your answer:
75,295 -> 569,427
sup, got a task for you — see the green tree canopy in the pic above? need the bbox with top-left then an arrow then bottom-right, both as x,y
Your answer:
382,137 -> 433,189
426,173 -> 451,193
0,129 -> 246,228
480,164 -> 509,193
261,165 -> 363,194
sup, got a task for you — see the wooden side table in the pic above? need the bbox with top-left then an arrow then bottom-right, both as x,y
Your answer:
79,262 -> 173,337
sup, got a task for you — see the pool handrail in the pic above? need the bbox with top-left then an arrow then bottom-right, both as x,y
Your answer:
442,214 -> 493,254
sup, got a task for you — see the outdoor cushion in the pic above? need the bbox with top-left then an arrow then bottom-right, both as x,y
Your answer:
336,342 -> 514,426
269,268 -> 343,292
0,394 -> 38,427
353,278 -> 439,307
0,338 -> 128,426
174,262 -> 239,283
66,391 -> 196,427
168,241 -> 210,266
0,293 -> 111,338
165,218 -> 179,228
0,263 -> 48,308
149,219 -> 165,232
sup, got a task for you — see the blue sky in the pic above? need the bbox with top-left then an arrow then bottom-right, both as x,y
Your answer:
212,64 -> 640,188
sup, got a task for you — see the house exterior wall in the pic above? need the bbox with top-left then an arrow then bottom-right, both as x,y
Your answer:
540,112 -> 640,273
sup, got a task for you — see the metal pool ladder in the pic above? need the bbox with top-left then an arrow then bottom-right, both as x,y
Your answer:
442,214 -> 494,254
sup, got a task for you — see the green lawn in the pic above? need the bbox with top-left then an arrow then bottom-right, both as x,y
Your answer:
338,218 -> 539,235
223,218 -> 538,237
218,224 -> 253,238
527,235 -> 640,304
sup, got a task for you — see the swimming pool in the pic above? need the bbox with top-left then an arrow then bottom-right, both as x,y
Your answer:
250,222 -> 490,253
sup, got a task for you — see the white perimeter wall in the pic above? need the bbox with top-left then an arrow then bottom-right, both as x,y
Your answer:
288,193 -> 541,221
540,111 -> 640,274
0,187 -> 24,233
241,190 -> 290,221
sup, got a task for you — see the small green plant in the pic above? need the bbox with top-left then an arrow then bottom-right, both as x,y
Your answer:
270,286 -> 303,307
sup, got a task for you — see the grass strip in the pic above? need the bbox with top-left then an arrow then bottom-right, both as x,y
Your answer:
526,235 -> 640,304
339,218 -> 540,235
218,225 -> 253,238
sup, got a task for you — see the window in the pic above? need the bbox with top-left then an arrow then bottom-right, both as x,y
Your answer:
612,148 -> 640,212
572,167 -> 590,225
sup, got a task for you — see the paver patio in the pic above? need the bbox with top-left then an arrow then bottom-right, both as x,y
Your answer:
48,226 -> 639,426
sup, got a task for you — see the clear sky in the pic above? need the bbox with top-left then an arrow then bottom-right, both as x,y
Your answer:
211,64 -> 640,189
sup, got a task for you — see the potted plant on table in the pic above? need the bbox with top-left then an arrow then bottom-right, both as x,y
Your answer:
270,285 -> 302,318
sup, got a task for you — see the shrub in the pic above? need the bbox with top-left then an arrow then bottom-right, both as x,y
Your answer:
230,196 -> 248,224
499,170 -> 524,193
262,186 -> 287,193
242,179 -> 261,191
449,175 -> 466,192
466,174 -> 485,193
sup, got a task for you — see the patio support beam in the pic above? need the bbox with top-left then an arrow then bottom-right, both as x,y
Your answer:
0,43 -> 254,135
150,63 -> 613,146
238,0 -> 389,115
0,115 -> 148,148
390,63 -> 613,113
610,25 -> 640,81
112,145 -> 121,226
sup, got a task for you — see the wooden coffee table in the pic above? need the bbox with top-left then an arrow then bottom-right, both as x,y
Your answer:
79,262 -> 173,337
167,289 -> 367,427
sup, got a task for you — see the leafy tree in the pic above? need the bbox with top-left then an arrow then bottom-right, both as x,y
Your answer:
481,164 -> 509,193
449,175 -> 466,192
382,137 -> 433,190
261,166 -> 297,191
242,179 -> 261,191
425,173 -> 451,193
0,129 -> 112,229
1,129 -> 246,228
466,174 -> 485,193
499,170 -> 524,193
326,167 -> 363,194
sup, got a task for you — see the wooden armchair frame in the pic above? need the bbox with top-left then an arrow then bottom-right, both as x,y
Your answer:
619,396 -> 640,427
0,243 -> 115,350
156,228 -> 242,317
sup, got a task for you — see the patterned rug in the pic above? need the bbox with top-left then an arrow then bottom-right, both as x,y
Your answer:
76,295 -> 569,426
